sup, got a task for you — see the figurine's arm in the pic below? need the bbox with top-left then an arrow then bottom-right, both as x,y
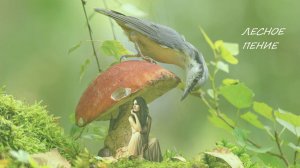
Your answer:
128,110 -> 142,132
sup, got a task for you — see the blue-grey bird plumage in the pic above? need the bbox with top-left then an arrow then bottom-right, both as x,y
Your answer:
95,8 -> 209,100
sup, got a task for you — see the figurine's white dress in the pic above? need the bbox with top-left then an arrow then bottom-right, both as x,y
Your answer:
127,115 -> 162,162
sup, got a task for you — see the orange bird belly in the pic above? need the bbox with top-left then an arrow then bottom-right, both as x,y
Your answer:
121,27 -> 187,69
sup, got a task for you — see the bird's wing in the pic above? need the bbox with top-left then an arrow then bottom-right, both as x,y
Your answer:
95,8 -> 186,52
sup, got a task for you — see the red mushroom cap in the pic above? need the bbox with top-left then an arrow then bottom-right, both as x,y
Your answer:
75,60 -> 180,126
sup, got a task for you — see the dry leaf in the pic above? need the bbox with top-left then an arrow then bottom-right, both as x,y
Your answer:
205,148 -> 244,168
31,149 -> 71,168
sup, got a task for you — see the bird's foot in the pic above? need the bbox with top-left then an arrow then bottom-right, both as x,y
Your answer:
120,54 -> 157,64
141,56 -> 157,64
119,54 -> 139,62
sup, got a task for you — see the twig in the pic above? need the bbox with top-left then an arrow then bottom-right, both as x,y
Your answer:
80,0 -> 101,72
274,131 -> 289,166
294,137 -> 300,165
102,0 -> 117,40
73,126 -> 86,140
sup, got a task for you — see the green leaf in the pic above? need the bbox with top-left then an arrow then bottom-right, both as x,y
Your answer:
233,128 -> 272,153
211,61 -> 229,73
70,124 -> 82,137
10,150 -> 30,163
215,40 -> 238,64
100,40 -> 133,59
232,128 -> 248,146
222,79 -> 239,86
208,114 -> 234,132
220,83 -> 254,109
264,126 -> 275,139
207,89 -> 215,99
253,101 -> 274,121
275,109 -> 300,137
275,109 -> 300,127
205,149 -> 244,168
80,58 -> 91,81
240,111 -> 265,129
223,42 -> 239,56
288,143 -> 300,152
68,41 -> 82,54
276,118 -> 300,137
199,27 -> 215,50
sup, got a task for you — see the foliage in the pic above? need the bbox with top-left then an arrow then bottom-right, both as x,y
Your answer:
197,29 -> 300,167
100,40 -> 133,60
0,89 -> 80,166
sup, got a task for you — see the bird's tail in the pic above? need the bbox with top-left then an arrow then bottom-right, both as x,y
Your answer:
95,8 -> 126,19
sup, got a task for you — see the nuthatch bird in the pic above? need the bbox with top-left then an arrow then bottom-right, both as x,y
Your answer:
95,8 -> 209,100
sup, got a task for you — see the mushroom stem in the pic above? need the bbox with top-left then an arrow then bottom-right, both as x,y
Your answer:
102,101 -> 132,155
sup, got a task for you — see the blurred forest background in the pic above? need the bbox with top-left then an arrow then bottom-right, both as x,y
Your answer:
1,0 -> 300,164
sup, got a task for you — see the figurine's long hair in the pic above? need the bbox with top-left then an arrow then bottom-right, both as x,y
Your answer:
132,97 -> 149,128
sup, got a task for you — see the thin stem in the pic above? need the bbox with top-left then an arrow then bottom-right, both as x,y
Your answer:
102,0 -> 117,40
274,131 -> 289,166
294,137 -> 300,165
80,0 -> 101,72
73,126 -> 86,140
210,67 -> 219,112
235,109 -> 240,125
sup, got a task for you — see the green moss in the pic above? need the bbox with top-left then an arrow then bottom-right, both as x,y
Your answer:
109,159 -> 204,168
72,140 -> 263,168
0,90 -> 79,161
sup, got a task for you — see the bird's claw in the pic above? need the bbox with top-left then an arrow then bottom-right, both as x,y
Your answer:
119,55 -> 128,62
119,54 -> 139,62
120,54 -> 157,64
142,56 -> 157,64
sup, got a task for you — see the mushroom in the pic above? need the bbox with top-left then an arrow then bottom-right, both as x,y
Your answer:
75,60 -> 180,155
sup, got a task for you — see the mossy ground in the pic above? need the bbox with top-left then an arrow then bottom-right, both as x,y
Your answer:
0,89 -> 264,167
0,89 -> 80,167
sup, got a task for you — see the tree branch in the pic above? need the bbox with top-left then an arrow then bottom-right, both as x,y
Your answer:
274,131 -> 289,166
80,0 -> 101,72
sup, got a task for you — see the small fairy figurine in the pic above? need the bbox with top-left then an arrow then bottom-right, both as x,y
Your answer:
127,97 -> 163,162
